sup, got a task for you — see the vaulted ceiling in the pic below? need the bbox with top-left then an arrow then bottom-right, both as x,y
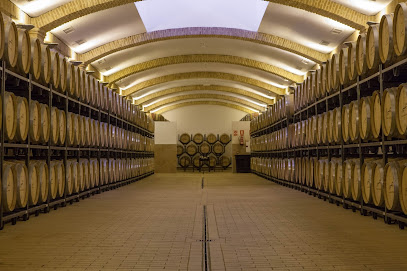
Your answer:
8,0 -> 395,114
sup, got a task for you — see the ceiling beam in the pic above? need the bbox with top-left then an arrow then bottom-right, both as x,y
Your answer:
122,72 -> 286,96
144,94 -> 265,112
106,54 -> 303,85
154,100 -> 255,114
78,28 -> 327,65
134,85 -> 274,105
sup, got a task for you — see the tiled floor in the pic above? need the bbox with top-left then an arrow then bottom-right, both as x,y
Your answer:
0,173 -> 406,271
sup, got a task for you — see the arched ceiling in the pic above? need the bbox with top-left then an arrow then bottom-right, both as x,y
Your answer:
134,85 -> 273,105
8,0 -> 395,114
153,100 -> 257,114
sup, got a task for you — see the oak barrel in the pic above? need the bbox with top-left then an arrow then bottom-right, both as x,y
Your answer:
29,100 -> 41,143
356,33 -> 368,75
15,96 -> 29,142
2,162 -> 17,212
366,24 -> 380,70
394,3 -> 407,56
16,28 -> 31,74
379,13 -> 394,64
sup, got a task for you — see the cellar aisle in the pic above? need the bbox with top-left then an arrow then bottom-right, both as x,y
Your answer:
0,173 -> 406,271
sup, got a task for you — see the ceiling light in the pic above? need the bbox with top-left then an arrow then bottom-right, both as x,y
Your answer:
98,58 -> 106,65
75,39 -> 87,45
319,40 -> 330,46
63,26 -> 75,34
330,28 -> 342,34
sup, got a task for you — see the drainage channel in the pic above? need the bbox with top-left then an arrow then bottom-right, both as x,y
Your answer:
201,174 -> 210,271
202,205 -> 211,271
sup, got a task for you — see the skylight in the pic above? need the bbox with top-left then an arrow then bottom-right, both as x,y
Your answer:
135,0 -> 269,32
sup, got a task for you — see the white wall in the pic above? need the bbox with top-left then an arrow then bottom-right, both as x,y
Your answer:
154,121 -> 177,144
162,105 -> 247,135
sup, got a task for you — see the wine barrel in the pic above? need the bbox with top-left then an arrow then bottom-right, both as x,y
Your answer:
78,160 -> 85,190
329,160 -> 338,194
16,28 -> 31,74
4,20 -> 18,68
370,90 -> 382,139
80,116 -> 86,147
193,133 -> 204,144
322,112 -> 328,144
336,160 -> 344,196
179,155 -> 191,168
330,54 -> 340,91
28,162 -> 39,206
82,159 -> 89,189
50,50 -> 60,89
2,162 -> 17,212
88,160 -> 94,188
351,162 -> 362,201
379,13 -> 394,64
372,160 -> 386,207
50,107 -> 59,145
11,161 -> 28,209
360,96 -> 373,141
320,63 -> 327,96
14,96 -> 29,142
58,109 -> 66,145
65,160 -> 73,196
40,44 -> 51,84
339,47 -> 349,85
362,160 -> 381,204
346,41 -> 357,82
0,13 -> 5,59
356,33 -> 368,75
213,142 -> 224,155
200,142 -> 211,155
69,64 -> 77,98
349,101 -> 360,142
382,87 -> 400,137
66,112 -> 75,146
366,24 -> 380,70
84,117 -> 91,146
186,143 -> 198,156
73,114 -> 80,146
384,160 -> 407,211
56,161 -> 65,198
192,155 -> 200,168
394,3 -> 407,56
29,100 -> 41,143
396,83 -> 407,135
33,161 -> 49,204
333,107 -> 342,144
400,165 -> 407,215
39,103 -> 50,143
342,104 -> 350,143
325,59 -> 332,93
343,159 -> 357,199
49,161 -> 58,200
60,57 -> 68,93
219,156 -> 230,168
77,67 -> 85,102
4,91 -> 16,141
180,133 -> 191,144
30,39 -> 41,81
327,110 -> 334,143
220,133 -> 230,144
323,159 -> 330,192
